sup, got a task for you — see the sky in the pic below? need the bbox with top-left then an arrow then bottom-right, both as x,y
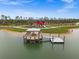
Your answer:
0,0 -> 79,18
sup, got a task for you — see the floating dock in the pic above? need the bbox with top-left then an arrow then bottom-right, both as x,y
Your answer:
50,37 -> 65,44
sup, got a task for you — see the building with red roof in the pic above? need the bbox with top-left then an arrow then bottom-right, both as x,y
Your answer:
33,21 -> 47,27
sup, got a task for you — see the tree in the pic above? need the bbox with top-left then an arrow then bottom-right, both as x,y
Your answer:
28,17 -> 34,20
44,16 -> 49,20
20,16 -> 22,20
7,16 -> 11,20
39,17 -> 43,20
5,16 -> 8,20
15,16 -> 19,20
1,15 -> 5,20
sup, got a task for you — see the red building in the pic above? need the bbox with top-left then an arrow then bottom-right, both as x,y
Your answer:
33,21 -> 47,27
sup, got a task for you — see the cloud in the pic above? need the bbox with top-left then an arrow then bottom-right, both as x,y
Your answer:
57,4 -> 76,13
57,0 -> 76,13
14,9 -> 34,15
21,0 -> 34,3
61,0 -> 74,3
0,9 -> 36,18
47,0 -> 53,2
0,0 -> 34,5
0,0 -> 7,1
2,1 -> 20,5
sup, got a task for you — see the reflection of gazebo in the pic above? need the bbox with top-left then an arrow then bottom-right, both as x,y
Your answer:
33,21 -> 46,27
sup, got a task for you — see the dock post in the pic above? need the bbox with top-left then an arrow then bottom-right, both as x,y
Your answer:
63,36 -> 65,43
63,36 -> 65,50
58,34 -> 60,37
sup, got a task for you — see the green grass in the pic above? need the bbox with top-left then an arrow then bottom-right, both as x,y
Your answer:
0,25 -> 79,33
6,28 -> 26,32
0,27 -> 26,32
41,26 -> 79,34
41,27 -> 68,34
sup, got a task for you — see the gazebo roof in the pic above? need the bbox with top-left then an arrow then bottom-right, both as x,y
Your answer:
27,28 -> 41,32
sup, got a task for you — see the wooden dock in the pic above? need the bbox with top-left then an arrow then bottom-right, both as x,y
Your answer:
23,36 -> 65,44
23,28 -> 65,44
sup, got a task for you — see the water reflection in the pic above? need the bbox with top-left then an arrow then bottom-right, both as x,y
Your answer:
51,44 -> 65,50
23,41 -> 43,50
23,38 -> 65,51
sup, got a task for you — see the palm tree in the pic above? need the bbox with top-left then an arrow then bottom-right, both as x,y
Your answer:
7,16 -> 11,20
25,17 -> 27,20
5,16 -> 8,20
1,15 -> 5,20
15,16 -> 19,20
20,16 -> 22,20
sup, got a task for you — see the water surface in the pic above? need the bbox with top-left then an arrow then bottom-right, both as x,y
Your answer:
0,29 -> 79,59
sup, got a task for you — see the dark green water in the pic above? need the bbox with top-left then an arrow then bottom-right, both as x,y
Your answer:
0,29 -> 79,59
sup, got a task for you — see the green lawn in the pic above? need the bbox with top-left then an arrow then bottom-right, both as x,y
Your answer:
41,27 -> 68,34
0,27 -> 26,32
41,26 -> 79,34
6,28 -> 26,32
0,25 -> 79,33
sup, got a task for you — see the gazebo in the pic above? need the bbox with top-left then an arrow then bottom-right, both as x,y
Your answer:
23,28 -> 43,43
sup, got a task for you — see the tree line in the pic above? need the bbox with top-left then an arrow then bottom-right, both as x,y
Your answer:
0,15 -> 79,26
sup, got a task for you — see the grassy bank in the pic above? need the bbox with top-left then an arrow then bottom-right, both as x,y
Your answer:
41,27 -> 68,34
41,26 -> 79,34
0,26 -> 79,33
0,27 -> 26,32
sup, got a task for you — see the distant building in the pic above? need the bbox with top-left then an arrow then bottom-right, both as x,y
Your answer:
33,21 -> 47,28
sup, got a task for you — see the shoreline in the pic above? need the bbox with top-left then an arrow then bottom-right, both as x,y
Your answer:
0,25 -> 79,34
0,29 -> 71,36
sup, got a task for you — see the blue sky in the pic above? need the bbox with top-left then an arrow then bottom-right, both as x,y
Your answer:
0,0 -> 79,18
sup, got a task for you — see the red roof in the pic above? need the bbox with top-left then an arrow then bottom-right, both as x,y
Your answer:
34,21 -> 45,25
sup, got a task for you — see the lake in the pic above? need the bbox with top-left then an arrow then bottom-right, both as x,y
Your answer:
0,29 -> 79,59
